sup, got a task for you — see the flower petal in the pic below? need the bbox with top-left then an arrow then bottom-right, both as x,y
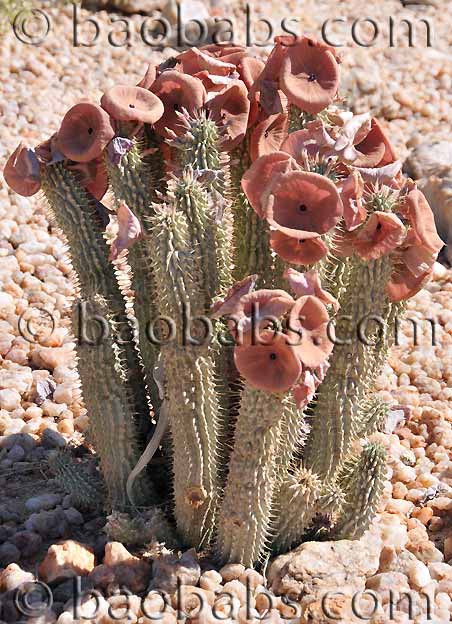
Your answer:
3,143 -> 41,197
353,211 -> 406,260
234,331 -> 302,393
280,36 -> 340,114
101,86 -> 164,125
270,230 -> 328,264
266,170 -> 343,237
57,102 -> 115,163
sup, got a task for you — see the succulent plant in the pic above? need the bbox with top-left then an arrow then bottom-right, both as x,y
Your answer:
4,37 -> 443,567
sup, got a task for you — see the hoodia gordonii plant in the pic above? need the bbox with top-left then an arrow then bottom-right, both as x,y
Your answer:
4,37 -> 444,566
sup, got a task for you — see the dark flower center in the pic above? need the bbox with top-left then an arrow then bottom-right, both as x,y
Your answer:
269,353 -> 277,360
129,103 -> 136,109
264,130 -> 270,138
87,128 -> 94,135
312,336 -> 321,346
299,204 -> 308,212
376,223 -> 382,231
299,239 -> 306,244
308,73 -> 317,82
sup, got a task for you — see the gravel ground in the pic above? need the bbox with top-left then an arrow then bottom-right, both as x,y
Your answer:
0,1 -> 451,623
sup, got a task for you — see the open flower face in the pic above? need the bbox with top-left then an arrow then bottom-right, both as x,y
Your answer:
101,86 -> 164,125
207,80 -> 250,150
266,171 -> 343,238
151,71 -> 206,137
249,113 -> 288,161
353,211 -> 406,260
241,151 -> 295,217
234,330 -> 302,393
4,142 -> 41,197
280,36 -> 340,114
56,103 -> 115,163
288,295 -> 333,368
270,230 -> 328,265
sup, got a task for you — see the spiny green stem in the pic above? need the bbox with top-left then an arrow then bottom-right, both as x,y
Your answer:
42,163 -> 153,509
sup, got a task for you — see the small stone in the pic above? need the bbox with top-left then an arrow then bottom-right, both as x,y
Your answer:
11,531 -> 42,558
239,569 -> 264,590
0,388 -> 21,411
407,560 -> 431,589
219,563 -> 246,582
0,542 -> 21,566
25,493 -> 62,513
392,482 -> 408,499
385,499 -> 414,515
7,444 -> 26,463
150,549 -> 200,594
443,536 -> 452,561
411,507 -> 434,526
366,572 -> 410,594
0,563 -> 34,592
38,540 -> 95,583
407,540 -> 444,564
103,542 -> 151,593
41,428 -> 67,449
0,432 -> 35,453
63,508 -> 84,525
199,569 -> 222,592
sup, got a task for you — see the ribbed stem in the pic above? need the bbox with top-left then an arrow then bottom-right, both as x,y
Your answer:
106,140 -> 164,417
42,163 -> 152,510
333,443 -> 387,539
216,387 -> 291,566
304,256 -> 393,480
148,207 -> 221,547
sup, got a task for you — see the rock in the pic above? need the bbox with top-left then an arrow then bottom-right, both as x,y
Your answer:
25,508 -> 69,539
444,536 -> 452,561
0,563 -> 34,592
268,536 -> 381,599
219,563 -> 246,583
103,542 -> 151,593
25,493 -> 62,513
0,388 -> 21,411
407,560 -> 431,589
366,571 -> 410,594
0,542 -> 21,566
41,428 -> 67,449
0,366 -> 33,394
38,540 -> 95,583
377,513 -> 409,550
150,549 -> 201,594
7,444 -> 26,463
63,508 -> 84,525
408,540 -> 444,565
0,432 -> 35,453
11,531 -> 43,558
199,569 -> 222,592
32,346 -> 73,371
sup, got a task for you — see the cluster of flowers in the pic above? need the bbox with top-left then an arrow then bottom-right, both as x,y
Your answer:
3,36 -> 443,408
